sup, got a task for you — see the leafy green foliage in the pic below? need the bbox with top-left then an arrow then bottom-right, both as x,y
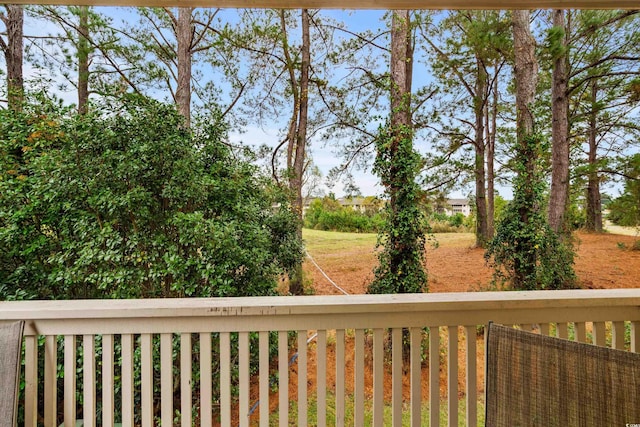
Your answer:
485,134 -> 576,290
369,125 -> 428,294
1,97 -> 300,425
0,96 -> 302,300
304,197 -> 384,233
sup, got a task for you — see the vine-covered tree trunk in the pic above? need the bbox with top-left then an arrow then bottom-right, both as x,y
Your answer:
512,10 -> 538,288
370,10 -> 426,295
548,9 -> 570,234
77,6 -> 90,115
487,10 -> 576,291
388,10 -> 413,279
586,79 -> 603,232
2,5 -> 24,110
176,7 -> 193,127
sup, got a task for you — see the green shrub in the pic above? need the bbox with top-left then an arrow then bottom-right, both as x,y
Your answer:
304,197 -> 384,233
426,213 -> 472,233
2,96 -> 301,425
0,96 -> 302,300
448,212 -> 465,227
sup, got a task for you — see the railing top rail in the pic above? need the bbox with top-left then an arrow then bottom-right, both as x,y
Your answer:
1,289 -> 639,321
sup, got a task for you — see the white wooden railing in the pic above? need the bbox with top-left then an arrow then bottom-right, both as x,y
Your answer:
1,289 -> 640,427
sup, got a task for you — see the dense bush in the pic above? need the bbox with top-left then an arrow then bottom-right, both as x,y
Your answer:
565,201 -> 587,230
304,197 -> 384,233
1,96 -> 303,424
427,212 -> 471,233
0,96 -> 302,300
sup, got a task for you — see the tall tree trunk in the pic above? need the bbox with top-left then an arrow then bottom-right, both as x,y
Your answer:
287,9 -> 311,296
548,9 -> 570,234
176,7 -> 193,127
474,56 -> 488,247
77,6 -> 90,115
389,9 -> 414,284
390,10 -> 412,128
2,5 -> 24,110
513,11 -> 537,136
512,10 -> 539,287
486,74 -> 498,238
586,79 -> 603,232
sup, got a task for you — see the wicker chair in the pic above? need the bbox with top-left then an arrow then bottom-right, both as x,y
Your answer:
0,321 -> 25,427
485,322 -> 640,427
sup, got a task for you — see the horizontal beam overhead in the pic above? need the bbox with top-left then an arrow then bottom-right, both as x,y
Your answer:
5,0 -> 640,8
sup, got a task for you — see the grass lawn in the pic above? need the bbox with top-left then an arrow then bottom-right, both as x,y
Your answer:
303,229 -> 378,255
303,228 -> 476,254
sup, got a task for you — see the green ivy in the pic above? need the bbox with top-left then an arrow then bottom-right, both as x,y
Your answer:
368,124 -> 428,294
485,133 -> 576,290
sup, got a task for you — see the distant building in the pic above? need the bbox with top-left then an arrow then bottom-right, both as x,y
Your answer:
444,198 -> 471,216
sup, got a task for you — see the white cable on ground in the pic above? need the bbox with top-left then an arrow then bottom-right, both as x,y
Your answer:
304,249 -> 349,296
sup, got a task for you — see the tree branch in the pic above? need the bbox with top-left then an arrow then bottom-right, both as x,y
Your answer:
221,81 -> 246,119
570,55 -> 640,80
323,22 -> 390,53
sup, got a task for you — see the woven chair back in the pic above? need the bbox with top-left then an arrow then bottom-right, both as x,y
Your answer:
486,322 -> 640,427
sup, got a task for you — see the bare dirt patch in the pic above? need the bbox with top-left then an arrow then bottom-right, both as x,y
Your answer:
305,230 -> 640,294
574,232 -> 640,289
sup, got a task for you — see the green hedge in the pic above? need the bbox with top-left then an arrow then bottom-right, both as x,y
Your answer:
304,198 -> 384,233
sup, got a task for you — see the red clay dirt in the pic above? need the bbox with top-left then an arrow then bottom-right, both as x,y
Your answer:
305,231 -> 640,295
